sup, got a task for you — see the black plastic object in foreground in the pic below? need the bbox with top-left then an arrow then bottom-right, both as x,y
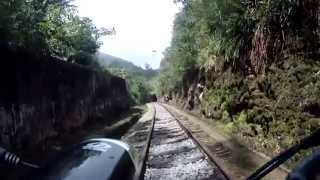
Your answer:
247,129 -> 320,180
28,139 -> 136,180
287,151 -> 320,180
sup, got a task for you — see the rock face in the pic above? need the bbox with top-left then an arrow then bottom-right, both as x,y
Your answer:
0,47 -> 130,150
166,56 -> 320,168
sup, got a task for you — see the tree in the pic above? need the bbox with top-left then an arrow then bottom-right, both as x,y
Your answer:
0,0 -> 112,68
158,0 -> 320,94
106,67 -> 154,105
0,0 -> 72,51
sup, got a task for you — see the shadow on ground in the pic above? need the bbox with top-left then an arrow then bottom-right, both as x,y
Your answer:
2,106 -> 146,180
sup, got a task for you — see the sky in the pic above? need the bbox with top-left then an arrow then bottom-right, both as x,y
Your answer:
73,0 -> 181,69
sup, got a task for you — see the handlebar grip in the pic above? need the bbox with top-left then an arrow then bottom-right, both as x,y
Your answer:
0,147 -> 39,168
0,147 -> 20,166
3,152 -> 21,166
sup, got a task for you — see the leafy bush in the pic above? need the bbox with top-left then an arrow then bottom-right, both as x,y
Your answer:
0,0 -> 112,65
158,0 -> 320,167
106,67 -> 154,105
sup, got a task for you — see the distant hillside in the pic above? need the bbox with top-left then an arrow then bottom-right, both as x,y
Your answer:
96,52 -> 158,104
96,53 -> 158,78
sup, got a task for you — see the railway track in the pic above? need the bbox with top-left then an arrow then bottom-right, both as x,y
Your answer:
123,103 -> 288,180
142,103 -> 228,180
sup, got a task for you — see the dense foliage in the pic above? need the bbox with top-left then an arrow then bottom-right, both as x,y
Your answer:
159,0 -> 319,93
97,53 -> 158,105
0,0 -> 111,67
108,68 -> 153,105
158,0 -> 320,166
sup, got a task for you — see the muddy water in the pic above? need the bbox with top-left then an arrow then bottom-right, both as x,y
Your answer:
144,104 -> 226,180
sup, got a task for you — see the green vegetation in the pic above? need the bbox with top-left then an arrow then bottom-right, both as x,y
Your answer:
0,0 -> 112,68
158,0 -> 320,166
0,0 -> 155,103
159,0 -> 319,91
97,53 -> 158,105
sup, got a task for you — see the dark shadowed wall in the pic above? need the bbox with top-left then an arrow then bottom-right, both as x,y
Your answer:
0,47 -> 130,150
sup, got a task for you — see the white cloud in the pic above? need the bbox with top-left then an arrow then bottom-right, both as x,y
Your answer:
73,0 -> 180,69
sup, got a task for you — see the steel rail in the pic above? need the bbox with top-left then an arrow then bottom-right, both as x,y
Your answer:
159,103 -> 230,180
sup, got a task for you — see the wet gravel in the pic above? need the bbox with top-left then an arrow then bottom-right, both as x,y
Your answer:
144,104 -> 226,180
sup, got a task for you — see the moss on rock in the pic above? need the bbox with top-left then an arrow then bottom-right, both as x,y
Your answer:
199,56 -> 320,167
